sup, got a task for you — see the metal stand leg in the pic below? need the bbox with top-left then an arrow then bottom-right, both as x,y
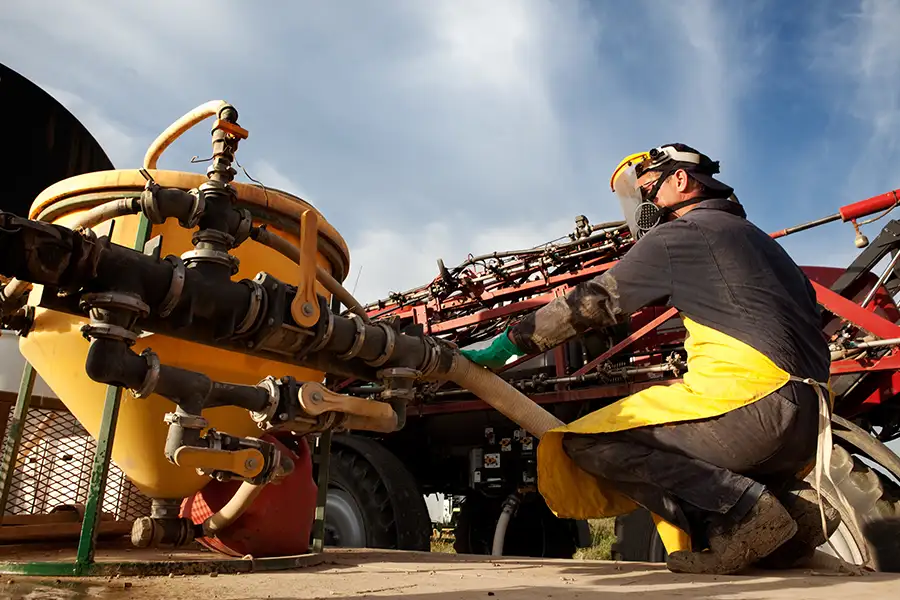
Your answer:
311,431 -> 333,553
0,361 -> 36,524
311,295 -> 341,554
75,385 -> 124,571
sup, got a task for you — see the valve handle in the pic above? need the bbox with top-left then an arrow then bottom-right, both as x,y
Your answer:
290,209 -> 321,327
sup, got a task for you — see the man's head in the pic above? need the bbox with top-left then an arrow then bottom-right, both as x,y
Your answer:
611,143 -> 736,239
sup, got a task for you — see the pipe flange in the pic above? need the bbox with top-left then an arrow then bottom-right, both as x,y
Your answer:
365,322 -> 396,368
250,376 -> 280,426
131,349 -> 161,398
236,279 -> 265,335
164,412 -> 209,430
336,314 -> 366,361
159,255 -> 186,318
81,323 -> 139,345
80,292 -> 150,318
181,248 -> 240,275
233,209 -> 253,247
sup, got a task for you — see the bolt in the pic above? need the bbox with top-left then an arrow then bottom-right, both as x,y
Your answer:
302,302 -> 315,316
247,341 -> 255,348
244,458 -> 258,471
311,392 -> 324,403
278,412 -> 289,421
268,317 -> 275,326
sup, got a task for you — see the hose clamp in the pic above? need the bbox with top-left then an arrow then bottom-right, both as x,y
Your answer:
164,412 -> 209,430
183,189 -> 206,229
235,279 -> 265,335
365,322 -> 396,368
336,313 -> 367,361
80,323 -> 139,345
181,248 -> 240,275
141,186 -> 165,225
233,208 -> 253,247
250,375 -> 281,427
159,255 -> 186,318
419,336 -> 441,377
132,349 -> 161,398
307,298 -> 335,354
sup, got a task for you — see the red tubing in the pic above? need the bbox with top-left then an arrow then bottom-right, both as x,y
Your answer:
839,190 -> 899,222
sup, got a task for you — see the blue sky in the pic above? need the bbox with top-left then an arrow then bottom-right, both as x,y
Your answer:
2,0 -> 900,303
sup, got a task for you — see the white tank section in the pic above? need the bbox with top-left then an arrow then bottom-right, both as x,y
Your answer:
0,332 -> 56,398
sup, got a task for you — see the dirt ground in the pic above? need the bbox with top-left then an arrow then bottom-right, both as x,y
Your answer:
3,549 -> 899,600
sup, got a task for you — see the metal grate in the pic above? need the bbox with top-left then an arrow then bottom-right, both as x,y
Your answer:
1,405 -> 150,522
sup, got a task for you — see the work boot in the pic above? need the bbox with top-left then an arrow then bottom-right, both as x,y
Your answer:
666,490 -> 797,575
756,482 -> 841,569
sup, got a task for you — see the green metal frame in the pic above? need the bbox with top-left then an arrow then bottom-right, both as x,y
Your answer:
0,214 -> 339,576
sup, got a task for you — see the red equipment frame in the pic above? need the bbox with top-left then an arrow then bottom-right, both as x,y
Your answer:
351,191 -> 900,444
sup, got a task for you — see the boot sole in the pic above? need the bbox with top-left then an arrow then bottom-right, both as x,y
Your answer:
757,486 -> 841,569
667,494 -> 798,575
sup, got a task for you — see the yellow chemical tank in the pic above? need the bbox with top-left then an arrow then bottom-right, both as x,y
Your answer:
18,169 -> 350,500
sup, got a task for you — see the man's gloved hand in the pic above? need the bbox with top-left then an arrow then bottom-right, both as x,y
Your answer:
460,329 -> 522,370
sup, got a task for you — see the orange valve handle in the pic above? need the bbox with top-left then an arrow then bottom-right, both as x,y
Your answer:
290,209 -> 322,328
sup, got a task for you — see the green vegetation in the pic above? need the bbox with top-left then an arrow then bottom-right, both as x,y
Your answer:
429,518 -> 616,560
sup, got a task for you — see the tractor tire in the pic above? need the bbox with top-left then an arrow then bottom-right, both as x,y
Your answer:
453,493 -> 577,558
611,509 -> 668,563
813,444 -> 900,571
323,434 -> 431,551
611,443 -> 900,572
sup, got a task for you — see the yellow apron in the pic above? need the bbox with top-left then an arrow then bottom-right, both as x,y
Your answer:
536,316 -> 795,550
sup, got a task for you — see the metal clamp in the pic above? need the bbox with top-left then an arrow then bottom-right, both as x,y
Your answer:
132,349 -> 161,398
80,322 -> 139,344
233,208 -> 253,247
250,375 -> 281,426
336,313 -> 367,361
365,322 -> 396,368
141,182 -> 165,225
181,248 -> 240,274
159,255 -> 186,318
163,412 -> 209,430
79,292 -> 150,317
182,188 -> 206,229
235,279 -> 265,335
307,302 -> 335,353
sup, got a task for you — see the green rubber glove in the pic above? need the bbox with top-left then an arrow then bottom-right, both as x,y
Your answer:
460,329 -> 522,369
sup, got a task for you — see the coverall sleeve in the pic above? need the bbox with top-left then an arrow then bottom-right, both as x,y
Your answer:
509,227 -> 674,354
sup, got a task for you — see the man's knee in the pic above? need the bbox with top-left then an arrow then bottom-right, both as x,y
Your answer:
562,432 -> 601,459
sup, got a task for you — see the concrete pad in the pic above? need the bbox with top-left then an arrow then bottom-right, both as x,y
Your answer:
4,549 -> 899,599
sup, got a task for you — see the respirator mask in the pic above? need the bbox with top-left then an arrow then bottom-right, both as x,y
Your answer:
610,144 -> 735,240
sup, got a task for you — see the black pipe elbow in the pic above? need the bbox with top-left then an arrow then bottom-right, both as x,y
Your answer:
84,338 -> 149,389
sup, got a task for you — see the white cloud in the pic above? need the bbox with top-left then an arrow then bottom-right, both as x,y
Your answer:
242,160 -> 315,206
809,0 -> 900,198
348,216 -> 575,304
0,1 -> 768,304
41,86 -> 140,166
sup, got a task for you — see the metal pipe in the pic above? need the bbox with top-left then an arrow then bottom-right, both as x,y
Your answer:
769,213 -> 842,239
144,100 -> 228,170
861,250 -> 900,309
